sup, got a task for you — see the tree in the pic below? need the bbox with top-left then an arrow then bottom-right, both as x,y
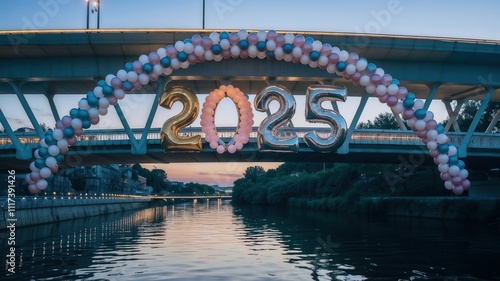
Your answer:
243,166 -> 266,183
357,112 -> 400,130
443,100 -> 499,132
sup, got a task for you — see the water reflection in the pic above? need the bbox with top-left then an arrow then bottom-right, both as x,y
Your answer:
2,201 -> 499,280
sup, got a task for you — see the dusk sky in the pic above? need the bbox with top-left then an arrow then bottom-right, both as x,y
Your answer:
0,0 -> 498,185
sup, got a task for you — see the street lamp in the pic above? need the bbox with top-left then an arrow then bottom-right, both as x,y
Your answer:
86,0 -> 100,29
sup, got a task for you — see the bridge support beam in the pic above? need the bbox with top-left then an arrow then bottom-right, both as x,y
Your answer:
139,78 -> 168,146
45,93 -> 60,122
485,108 -> 500,133
423,83 -> 441,111
9,82 -> 44,138
114,103 -> 142,154
338,92 -> 369,154
0,108 -> 32,159
443,99 -> 465,132
458,88 -> 494,157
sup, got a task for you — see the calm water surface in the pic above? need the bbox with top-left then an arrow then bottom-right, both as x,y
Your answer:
2,200 -> 500,280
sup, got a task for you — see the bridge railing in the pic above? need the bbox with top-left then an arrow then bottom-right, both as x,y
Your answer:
1,128 -> 499,148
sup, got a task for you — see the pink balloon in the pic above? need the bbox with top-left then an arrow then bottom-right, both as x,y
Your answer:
266,30 -> 277,40
378,94 -> 389,103
462,179 -> 471,190
62,116 -> 72,127
429,149 -> 440,158
417,130 -> 428,138
247,33 -> 258,45
302,43 -> 312,55
25,173 -> 34,184
132,81 -> 141,90
148,52 -> 160,64
74,128 -> 83,136
240,50 -> 249,59
132,61 -> 143,73
320,44 -> 333,56
28,184 -> 39,194
235,142 -> 243,150
293,35 -> 305,47
216,145 -> 225,154
397,87 -> 408,100
166,45 -> 177,58
191,35 -> 202,46
222,49 -> 231,59
111,77 -> 122,89
440,172 -> 451,181
403,109 -> 414,120
30,171 -> 41,181
371,74 -> 382,85
67,136 -> 77,146
228,33 -> 239,46
426,119 -> 438,130
210,141 -> 219,149
108,96 -> 117,105
188,54 -> 198,64
453,185 -> 464,195
56,120 -> 64,130
90,116 -> 100,125
227,144 -> 237,154
387,95 -> 398,106
275,35 -> 285,46
452,176 -> 463,186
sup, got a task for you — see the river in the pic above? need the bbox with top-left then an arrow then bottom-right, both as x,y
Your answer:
2,200 -> 500,280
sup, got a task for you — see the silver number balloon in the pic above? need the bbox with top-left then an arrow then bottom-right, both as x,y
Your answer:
304,85 -> 347,152
254,85 -> 299,152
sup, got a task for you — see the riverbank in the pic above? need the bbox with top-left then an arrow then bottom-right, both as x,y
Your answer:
287,195 -> 500,222
0,196 -> 155,230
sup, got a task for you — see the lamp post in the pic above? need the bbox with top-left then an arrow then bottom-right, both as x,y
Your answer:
86,0 -> 100,29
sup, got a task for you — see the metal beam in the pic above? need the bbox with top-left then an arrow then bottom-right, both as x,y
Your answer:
485,108 -> 500,133
458,88 -> 494,157
423,83 -> 441,110
9,82 -> 44,137
0,108 -> 32,159
392,108 -> 407,131
45,93 -> 60,122
140,78 -> 169,144
443,99 -> 465,132
113,103 -> 141,154
338,92 -> 369,154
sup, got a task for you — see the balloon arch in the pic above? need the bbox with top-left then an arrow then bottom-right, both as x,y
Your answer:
24,29 -> 471,195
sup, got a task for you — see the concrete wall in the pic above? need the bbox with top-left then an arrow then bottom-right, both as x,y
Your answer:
0,197 -> 152,230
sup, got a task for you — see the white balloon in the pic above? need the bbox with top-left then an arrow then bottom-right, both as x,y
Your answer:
34,149 -> 40,158
205,50 -> 214,61
153,64 -> 163,75
387,84 -> 399,95
447,145 -> 457,156
257,30 -> 267,41
30,161 -> 40,172
414,100 -> 424,110
437,154 -> 449,165
183,42 -> 194,54
139,54 -> 149,64
318,56 -> 329,67
292,46 -> 302,58
157,47 -> 167,58
309,61 -> 319,68
53,129 -> 64,140
436,134 -> 449,144
114,89 -> 125,100
36,179 -> 48,190
238,29 -> 248,39
48,145 -> 60,156
424,111 -> 434,121
438,164 -> 449,173
71,118 -> 83,130
57,139 -> 68,150
359,75 -> 371,86
78,98 -> 90,110
219,39 -> 230,50
284,33 -> 295,44
45,156 -> 58,169
98,107 -> 108,116
180,61 -> 190,69
230,45 -> 240,57
365,84 -> 376,94
339,50 -> 349,61
427,140 -> 438,151
248,45 -> 258,58
312,40 -> 322,51
209,32 -> 220,44
105,74 -> 115,85
117,69 -> 128,81
300,54 -> 310,65
40,138 -> 49,148
98,97 -> 110,109
274,47 -> 284,60
345,64 -> 356,75
448,165 -> 460,176
163,67 -> 173,75
194,45 -> 205,57
444,180 -> 454,190
214,54 -> 223,62
427,129 -> 438,141
266,40 -> 276,51
138,73 -> 149,85
257,52 -> 266,59
459,169 -> 469,179
94,86 -> 104,98
326,64 -> 336,74
127,71 -> 138,83
375,85 -> 387,96
356,59 -> 368,71
331,46 -> 341,55
415,120 -> 426,131
374,67 -> 385,77
170,58 -> 180,70
174,41 -> 184,52
40,167 -> 52,178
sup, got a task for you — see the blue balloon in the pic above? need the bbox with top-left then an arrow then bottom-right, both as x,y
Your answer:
448,155 -> 459,166
391,79 -> 400,86
309,50 -> 320,61
63,127 -> 74,138
436,124 -> 445,134
177,51 -> 188,62
366,63 -> 377,73
124,63 -> 133,72
70,108 -> 79,118
97,80 -> 107,87
45,135 -> 56,146
82,120 -> 91,129
457,160 -> 465,170
142,63 -> 154,74
55,154 -> 64,163
406,92 -> 415,100
305,37 -> 314,44
102,85 -> 114,97
403,98 -> 414,109
219,31 -> 229,40
266,51 -> 275,59
39,147 -> 49,158
257,41 -> 267,52
211,44 -> 222,55
45,174 -> 55,182
45,129 -> 53,136
35,158 -> 46,169
78,109 -> 89,120
336,61 -> 347,72
160,57 -> 171,68
437,144 -> 449,154
283,43 -> 293,54
238,39 -> 249,50
87,97 -> 98,108
122,81 -> 133,92
414,109 -> 427,120
183,38 -> 192,44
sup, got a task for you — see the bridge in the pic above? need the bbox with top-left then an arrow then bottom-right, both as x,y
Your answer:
0,30 -> 499,171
